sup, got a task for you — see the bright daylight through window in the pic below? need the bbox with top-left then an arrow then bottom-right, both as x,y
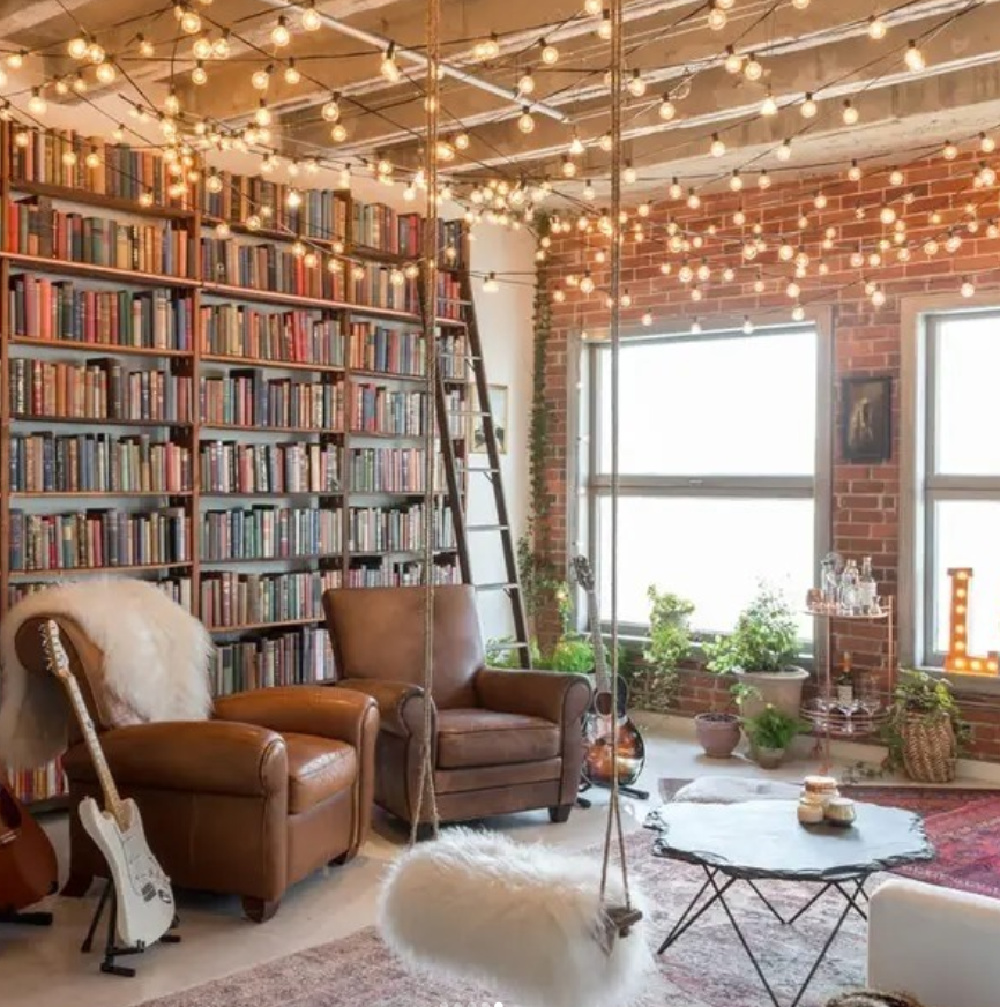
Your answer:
588,325 -> 824,640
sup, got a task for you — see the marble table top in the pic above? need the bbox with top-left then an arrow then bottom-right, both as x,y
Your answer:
650,799 -> 934,881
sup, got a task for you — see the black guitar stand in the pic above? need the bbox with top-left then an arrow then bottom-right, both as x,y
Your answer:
0,906 -> 53,926
81,878 -> 180,977
576,778 -> 650,810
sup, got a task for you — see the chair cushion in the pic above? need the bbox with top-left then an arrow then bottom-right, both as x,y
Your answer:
284,732 -> 357,814
436,709 -> 560,769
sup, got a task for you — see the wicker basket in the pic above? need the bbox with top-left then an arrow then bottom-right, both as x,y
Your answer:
901,712 -> 956,783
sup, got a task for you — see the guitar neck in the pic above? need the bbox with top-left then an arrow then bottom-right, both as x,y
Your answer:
587,590 -> 609,693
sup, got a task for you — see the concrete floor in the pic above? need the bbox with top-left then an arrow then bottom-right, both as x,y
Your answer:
2,721 -> 995,1007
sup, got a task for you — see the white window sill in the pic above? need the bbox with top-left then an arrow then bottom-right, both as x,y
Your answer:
916,666 -> 1000,696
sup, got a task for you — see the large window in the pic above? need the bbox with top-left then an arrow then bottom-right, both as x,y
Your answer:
915,311 -> 1000,665
586,325 -> 829,641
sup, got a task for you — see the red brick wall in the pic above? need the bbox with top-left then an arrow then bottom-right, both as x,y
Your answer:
538,148 -> 1000,760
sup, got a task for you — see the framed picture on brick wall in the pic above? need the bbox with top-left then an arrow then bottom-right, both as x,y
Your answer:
842,375 -> 892,462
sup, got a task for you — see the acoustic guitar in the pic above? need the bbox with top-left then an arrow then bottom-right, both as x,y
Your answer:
571,556 -> 646,789
0,773 -> 58,918
40,619 -> 175,949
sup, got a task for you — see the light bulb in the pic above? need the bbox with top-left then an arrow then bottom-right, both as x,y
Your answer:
164,89 -> 181,116
924,238 -> 938,255
27,88 -> 46,116
724,46 -> 742,74
842,99 -> 858,125
659,96 -> 675,120
580,271 -> 596,294
800,93 -> 817,118
87,41 -> 104,63
776,138 -> 792,161
518,69 -> 535,95
961,277 -> 975,298
868,14 -> 887,39
455,132 -> 469,150
980,132 -> 996,153
251,67 -> 271,90
624,163 -> 637,185
599,132 -> 613,152
787,281 -> 800,299
872,288 -> 886,308
597,13 -> 612,40
518,106 -> 535,133
331,123 -> 347,142
707,3 -> 727,30
181,9 -> 202,33
743,316 -> 754,335
322,96 -> 340,121
95,61 -> 116,84
68,36 -> 88,59
284,59 -> 300,85
761,91 -> 778,117
779,242 -> 794,261
744,53 -> 763,81
6,51 -> 24,69
62,149 -> 77,167
697,261 -> 710,281
814,191 -> 827,209
380,46 -> 400,82
710,133 -> 725,157
943,140 -> 958,160
792,0 -> 809,8
728,170 -> 742,192
206,170 -> 223,194
139,36 -> 155,58
733,207 -> 746,226
112,124 -> 125,142
669,177 -> 682,199
255,101 -> 271,126
888,167 -> 904,186
792,303 -> 806,321
302,2 -> 322,30
690,319 -> 702,334
541,39 -> 559,64
584,0 -> 601,13
561,156 -> 576,178
139,190 -> 154,208
905,40 -> 925,72
55,77 -> 69,95
287,188 -> 301,209
193,36 -> 212,60
623,69 -> 645,98
271,16 -> 290,46
192,61 -> 208,85
686,189 -> 701,209
214,32 -> 231,58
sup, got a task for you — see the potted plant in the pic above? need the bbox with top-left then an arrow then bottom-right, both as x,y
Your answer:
635,586 -> 694,711
703,584 -> 807,719
548,636 -> 595,673
742,703 -> 805,769
694,682 -> 758,759
885,670 -> 969,783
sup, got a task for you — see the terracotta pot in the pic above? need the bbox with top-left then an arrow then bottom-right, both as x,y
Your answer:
737,666 -> 809,721
755,745 -> 786,770
695,713 -> 741,759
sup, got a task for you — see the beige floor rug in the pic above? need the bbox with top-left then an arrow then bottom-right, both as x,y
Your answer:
140,830 -> 870,1007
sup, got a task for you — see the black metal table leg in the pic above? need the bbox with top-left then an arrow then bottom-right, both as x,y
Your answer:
745,879 -> 791,925
785,881 -> 835,925
657,867 -> 734,954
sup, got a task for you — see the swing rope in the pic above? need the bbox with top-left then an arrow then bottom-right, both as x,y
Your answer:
409,0 -> 442,846
598,0 -> 634,920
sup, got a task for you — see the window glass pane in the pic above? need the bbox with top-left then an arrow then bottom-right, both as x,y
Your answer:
931,500 -> 1000,656
934,314 -> 1000,475
597,329 -> 817,476
597,496 -> 814,641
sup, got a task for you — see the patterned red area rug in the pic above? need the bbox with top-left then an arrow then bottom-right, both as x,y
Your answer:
842,784 -> 1000,898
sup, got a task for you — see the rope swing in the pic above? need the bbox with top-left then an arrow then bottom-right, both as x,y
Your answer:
377,2 -> 652,1004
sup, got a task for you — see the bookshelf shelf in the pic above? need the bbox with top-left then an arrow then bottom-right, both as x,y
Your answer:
12,413 -> 193,429
10,561 -> 194,578
200,422 -> 342,435
349,430 -> 427,442
351,368 -> 425,384
208,616 -> 325,634
11,336 -> 192,359
199,553 -> 343,567
200,491 -> 343,499
201,216 -> 344,249
201,281 -> 350,312
12,490 -> 194,498
2,252 -> 197,289
201,353 -> 345,375
10,179 -> 194,221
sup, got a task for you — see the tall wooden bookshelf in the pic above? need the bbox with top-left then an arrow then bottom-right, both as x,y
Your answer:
0,123 -> 472,807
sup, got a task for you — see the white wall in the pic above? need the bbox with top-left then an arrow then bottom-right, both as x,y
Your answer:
466,224 -> 536,642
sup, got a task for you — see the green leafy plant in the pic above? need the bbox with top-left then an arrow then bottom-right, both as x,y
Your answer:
631,586 -> 695,710
703,584 -> 799,674
742,703 -> 805,751
549,636 -> 595,673
883,669 -> 970,770
486,637 -> 544,669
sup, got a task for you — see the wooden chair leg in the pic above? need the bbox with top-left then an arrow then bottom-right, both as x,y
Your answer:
242,897 -> 280,923
549,804 -> 572,823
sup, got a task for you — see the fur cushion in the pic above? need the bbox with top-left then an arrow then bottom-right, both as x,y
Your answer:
378,828 -> 653,1007
0,579 -> 212,768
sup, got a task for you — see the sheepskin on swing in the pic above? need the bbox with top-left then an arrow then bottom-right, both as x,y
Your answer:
377,4 -> 652,1005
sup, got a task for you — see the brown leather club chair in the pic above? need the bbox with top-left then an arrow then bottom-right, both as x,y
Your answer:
15,614 -> 379,923
322,584 -> 592,828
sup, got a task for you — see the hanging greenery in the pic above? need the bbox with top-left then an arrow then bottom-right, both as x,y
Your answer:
529,213 -> 553,524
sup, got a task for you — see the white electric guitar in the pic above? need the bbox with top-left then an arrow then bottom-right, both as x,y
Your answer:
40,620 -> 175,949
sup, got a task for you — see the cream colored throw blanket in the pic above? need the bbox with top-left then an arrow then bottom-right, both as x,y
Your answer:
0,579 -> 212,768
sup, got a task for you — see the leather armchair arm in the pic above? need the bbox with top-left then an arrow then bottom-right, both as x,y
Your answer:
213,686 -> 379,751
475,669 -> 592,726
336,679 -> 433,739
61,721 -> 287,798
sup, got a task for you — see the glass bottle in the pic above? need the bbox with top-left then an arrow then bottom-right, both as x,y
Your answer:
840,559 -> 860,615
836,651 -> 854,705
859,557 -> 877,615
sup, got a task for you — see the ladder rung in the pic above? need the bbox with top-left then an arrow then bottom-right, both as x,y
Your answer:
476,582 -> 518,592
466,523 -> 508,532
468,465 -> 500,473
488,640 -> 531,649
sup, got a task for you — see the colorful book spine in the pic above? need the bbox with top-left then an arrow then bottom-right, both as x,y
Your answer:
200,304 -> 344,365
210,626 -> 335,696
200,237 -> 344,300
347,501 -> 453,552
349,384 -> 426,436
348,447 -> 445,493
201,569 -> 342,628
346,560 -> 458,588
200,505 -> 342,561
348,323 -> 424,375
199,371 -> 343,429
200,440 -> 340,494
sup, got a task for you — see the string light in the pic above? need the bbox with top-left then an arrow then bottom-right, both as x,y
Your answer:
454,132 -> 469,150
800,92 -> 817,118
27,88 -> 46,116
710,133 -> 725,157
758,170 -> 771,189
193,36 -> 212,60
599,132 -> 613,153
380,43 -> 400,82
776,138 -> 793,161
729,169 -> 742,191
598,11 -> 613,39
322,95 -> 340,121
6,51 -> 24,69
624,163 -> 637,185
744,53 -> 763,81
868,14 -> 887,39
690,319 -> 702,334
761,90 -> 778,117
579,270 -> 595,294
68,36 -> 88,59
270,14 -> 291,46
584,0 -> 601,13
961,276 -> 976,298
540,39 -> 559,64
518,106 -> 535,133
659,95 -> 675,120
582,180 -> 596,200
192,60 -> 208,85
905,40 -> 925,72
180,7 -> 202,33
842,99 -> 858,125
724,46 -> 742,74
284,59 -> 300,85
331,123 -> 347,142
707,1 -> 727,30
95,60 -> 116,84
518,68 -> 535,95
743,316 -> 754,335
686,188 -> 701,209
627,69 -> 646,98
943,140 -> 958,160
214,31 -> 232,58
302,1 -> 322,30
251,66 -> 271,90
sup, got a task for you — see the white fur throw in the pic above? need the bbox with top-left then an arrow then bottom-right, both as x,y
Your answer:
378,829 -> 653,1007
0,579 -> 212,768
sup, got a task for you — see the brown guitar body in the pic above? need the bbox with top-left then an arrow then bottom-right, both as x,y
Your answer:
0,779 -> 59,913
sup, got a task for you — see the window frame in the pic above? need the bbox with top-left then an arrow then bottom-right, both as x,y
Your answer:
900,298 -> 1000,681
579,313 -> 833,648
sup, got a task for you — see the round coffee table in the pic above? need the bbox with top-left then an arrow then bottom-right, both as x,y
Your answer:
651,799 -> 934,1007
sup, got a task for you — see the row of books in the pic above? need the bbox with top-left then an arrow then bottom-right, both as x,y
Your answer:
6,759 -> 64,805
10,508 -> 189,570
200,372 -> 343,430
200,305 -> 345,366
439,333 -> 470,380
8,128 -> 189,208
349,385 -> 427,437
348,502 -> 454,553
200,441 -> 341,495
352,201 -> 422,255
7,198 -> 191,276
202,173 -> 347,243
349,322 -> 424,375
438,220 -> 466,269
7,575 -> 193,609
200,506 -> 343,561
211,626 -> 334,696
436,272 -> 464,321
11,433 -> 192,494
200,237 -> 344,301
345,560 -> 459,588
348,447 -> 445,493
351,263 -> 419,312
8,277 -> 194,351
201,569 -> 342,629
10,359 -> 193,424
